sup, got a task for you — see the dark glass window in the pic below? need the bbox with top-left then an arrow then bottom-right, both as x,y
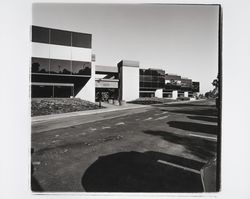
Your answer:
32,26 -> 49,44
31,57 -> 49,74
144,82 -> 151,88
72,61 -> 91,76
140,82 -> 144,87
144,70 -> 152,75
32,85 -> 53,98
151,82 -> 158,88
143,75 -> 152,82
51,29 -> 71,46
72,32 -> 91,48
54,86 -> 73,97
50,59 -> 71,74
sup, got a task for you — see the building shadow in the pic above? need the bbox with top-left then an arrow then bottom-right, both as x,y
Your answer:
82,151 -> 204,192
154,104 -> 215,108
168,121 -> 218,135
187,116 -> 218,123
166,108 -> 218,117
143,130 -> 216,160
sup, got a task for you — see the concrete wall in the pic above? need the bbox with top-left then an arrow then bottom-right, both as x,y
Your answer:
172,90 -> 178,99
155,89 -> 163,98
32,42 -> 92,61
118,60 -> 139,102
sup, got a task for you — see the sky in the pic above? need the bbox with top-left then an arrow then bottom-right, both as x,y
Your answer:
33,3 -> 219,94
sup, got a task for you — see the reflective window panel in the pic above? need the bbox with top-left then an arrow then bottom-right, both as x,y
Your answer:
31,57 -> 50,74
32,26 -> 50,44
72,61 -> 91,76
50,59 -> 71,75
72,32 -> 92,48
51,29 -> 71,46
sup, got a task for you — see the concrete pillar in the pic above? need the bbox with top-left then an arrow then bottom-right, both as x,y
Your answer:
118,60 -> 139,102
172,90 -> 178,99
155,89 -> 163,98
184,91 -> 189,97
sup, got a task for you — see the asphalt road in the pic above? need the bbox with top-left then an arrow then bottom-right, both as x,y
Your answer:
31,99 -> 219,192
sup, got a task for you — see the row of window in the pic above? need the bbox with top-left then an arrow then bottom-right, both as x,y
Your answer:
140,81 -> 165,88
140,69 -> 165,77
32,57 -> 91,76
32,26 -> 92,48
140,75 -> 165,83
32,85 -> 74,98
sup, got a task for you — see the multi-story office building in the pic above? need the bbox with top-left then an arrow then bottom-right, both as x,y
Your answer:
31,26 -> 199,102
31,26 -> 95,102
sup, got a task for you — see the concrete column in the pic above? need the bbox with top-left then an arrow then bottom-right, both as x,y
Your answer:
155,89 -> 163,98
172,90 -> 178,99
118,60 -> 139,102
184,91 -> 189,97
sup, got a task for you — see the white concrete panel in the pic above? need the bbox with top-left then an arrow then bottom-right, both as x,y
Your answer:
71,47 -> 92,62
122,66 -> 139,101
155,89 -> 163,98
76,62 -> 95,103
184,91 -> 189,97
50,44 -> 71,60
32,42 -> 50,58
172,90 -> 178,99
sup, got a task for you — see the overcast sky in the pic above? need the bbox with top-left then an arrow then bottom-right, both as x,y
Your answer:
33,3 -> 219,94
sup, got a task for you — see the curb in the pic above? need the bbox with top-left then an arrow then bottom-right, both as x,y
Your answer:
32,104 -> 149,123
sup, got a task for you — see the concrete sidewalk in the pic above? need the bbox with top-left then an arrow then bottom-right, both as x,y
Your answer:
32,102 -> 148,123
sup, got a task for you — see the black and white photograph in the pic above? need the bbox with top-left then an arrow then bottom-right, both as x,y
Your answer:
3,0 -> 250,198
30,3 -> 221,193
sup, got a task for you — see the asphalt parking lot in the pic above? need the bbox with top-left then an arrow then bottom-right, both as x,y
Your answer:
31,99 -> 219,192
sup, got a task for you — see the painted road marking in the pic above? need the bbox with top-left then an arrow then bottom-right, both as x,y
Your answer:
144,117 -> 152,121
102,126 -> 111,129
155,115 -> 169,120
154,111 -> 168,116
189,133 -> 217,141
135,118 -> 140,121
89,128 -> 97,131
157,160 -> 200,174
115,122 -> 125,126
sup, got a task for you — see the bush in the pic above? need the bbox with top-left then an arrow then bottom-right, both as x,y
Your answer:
177,97 -> 190,101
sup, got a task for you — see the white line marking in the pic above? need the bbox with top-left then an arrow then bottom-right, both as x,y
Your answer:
144,117 -> 152,121
115,122 -> 125,126
157,160 -> 201,174
189,133 -> 217,141
135,118 -> 140,121
102,126 -> 111,129
89,128 -> 97,131
155,115 -> 169,120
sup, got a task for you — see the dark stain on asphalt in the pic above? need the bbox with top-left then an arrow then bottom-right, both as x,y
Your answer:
82,151 -> 205,192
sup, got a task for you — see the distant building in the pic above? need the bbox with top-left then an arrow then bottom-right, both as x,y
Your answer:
31,26 -> 199,102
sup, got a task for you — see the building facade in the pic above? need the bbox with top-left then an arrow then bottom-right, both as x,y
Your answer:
31,26 -> 199,102
31,25 -> 95,102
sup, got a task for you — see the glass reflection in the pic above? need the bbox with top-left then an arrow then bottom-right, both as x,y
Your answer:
72,61 -> 91,76
50,59 -> 71,75
32,57 -> 49,73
